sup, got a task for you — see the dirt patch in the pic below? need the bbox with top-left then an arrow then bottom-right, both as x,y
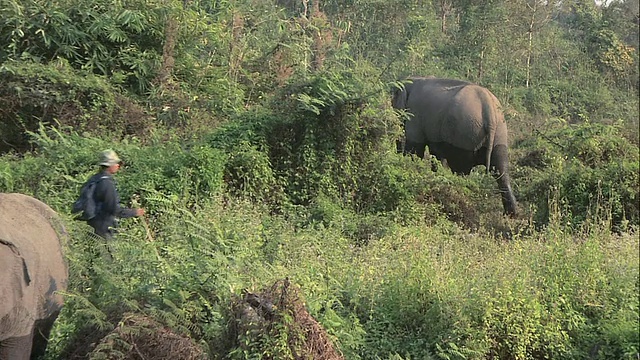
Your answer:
89,313 -> 206,360
232,278 -> 344,360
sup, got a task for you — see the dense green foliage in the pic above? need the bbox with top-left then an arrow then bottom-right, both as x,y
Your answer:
0,0 -> 638,359
517,120 -> 639,231
0,128 -> 638,359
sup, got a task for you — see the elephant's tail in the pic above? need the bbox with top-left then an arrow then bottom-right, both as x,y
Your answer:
481,90 -> 498,173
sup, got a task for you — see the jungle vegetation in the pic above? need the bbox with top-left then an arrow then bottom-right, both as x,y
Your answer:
0,0 -> 638,359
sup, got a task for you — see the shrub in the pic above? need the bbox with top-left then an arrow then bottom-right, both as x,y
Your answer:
517,121 -> 639,230
224,140 -> 285,206
338,224 -> 639,360
0,60 -> 153,153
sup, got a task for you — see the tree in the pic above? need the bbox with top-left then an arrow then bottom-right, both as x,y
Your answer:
566,0 -> 637,88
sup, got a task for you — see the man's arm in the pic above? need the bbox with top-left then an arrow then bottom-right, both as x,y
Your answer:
117,206 -> 138,219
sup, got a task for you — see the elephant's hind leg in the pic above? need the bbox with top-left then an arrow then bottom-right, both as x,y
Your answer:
430,143 -> 475,175
490,145 -> 517,216
31,310 -> 60,359
0,330 -> 34,360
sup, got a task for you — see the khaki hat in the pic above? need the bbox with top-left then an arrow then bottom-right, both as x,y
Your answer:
99,150 -> 122,167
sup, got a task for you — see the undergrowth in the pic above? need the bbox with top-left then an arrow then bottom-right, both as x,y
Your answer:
41,190 -> 639,360
0,83 -> 637,359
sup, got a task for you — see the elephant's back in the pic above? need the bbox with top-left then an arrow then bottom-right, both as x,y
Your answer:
405,78 -> 476,144
452,85 -> 508,146
0,193 -> 68,320
0,193 -> 65,243
408,76 -> 472,88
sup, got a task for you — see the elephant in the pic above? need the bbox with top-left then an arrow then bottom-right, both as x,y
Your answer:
0,193 -> 68,360
392,76 -> 517,216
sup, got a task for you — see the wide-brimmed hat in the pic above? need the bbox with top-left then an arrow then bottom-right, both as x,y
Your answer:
99,150 -> 122,167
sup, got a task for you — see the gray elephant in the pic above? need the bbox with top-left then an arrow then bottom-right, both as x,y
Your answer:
0,193 -> 68,360
392,77 -> 517,216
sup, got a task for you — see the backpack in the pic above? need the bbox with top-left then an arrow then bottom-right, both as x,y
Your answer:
72,175 -> 108,220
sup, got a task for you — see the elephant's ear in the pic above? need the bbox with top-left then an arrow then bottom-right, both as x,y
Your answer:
21,258 -> 31,286
0,238 -> 31,286
391,81 -> 409,109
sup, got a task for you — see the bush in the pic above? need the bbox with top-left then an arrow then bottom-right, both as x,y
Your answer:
206,73 -> 401,212
0,60 -> 153,153
338,225 -> 639,360
516,121 -> 639,230
224,140 -> 284,205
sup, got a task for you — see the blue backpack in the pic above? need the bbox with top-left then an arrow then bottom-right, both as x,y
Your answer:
72,175 -> 108,220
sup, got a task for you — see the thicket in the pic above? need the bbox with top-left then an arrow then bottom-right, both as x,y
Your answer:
0,0 -> 638,359
1,86 -> 638,359
516,120 -> 639,231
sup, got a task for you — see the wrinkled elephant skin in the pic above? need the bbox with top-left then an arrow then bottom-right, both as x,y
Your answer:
0,193 -> 68,360
393,77 -> 517,216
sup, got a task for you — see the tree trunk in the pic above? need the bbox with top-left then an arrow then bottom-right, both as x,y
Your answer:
525,1 -> 537,88
157,17 -> 177,90
439,0 -> 452,33
311,0 -> 329,72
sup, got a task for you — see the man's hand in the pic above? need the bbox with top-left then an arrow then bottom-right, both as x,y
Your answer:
135,208 -> 145,217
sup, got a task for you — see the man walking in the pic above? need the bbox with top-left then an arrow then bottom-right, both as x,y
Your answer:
83,149 -> 145,239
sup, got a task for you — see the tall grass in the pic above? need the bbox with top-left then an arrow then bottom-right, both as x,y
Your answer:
47,191 -> 639,360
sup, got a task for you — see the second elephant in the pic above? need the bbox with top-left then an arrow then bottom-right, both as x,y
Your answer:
0,193 -> 68,360
392,76 -> 517,216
